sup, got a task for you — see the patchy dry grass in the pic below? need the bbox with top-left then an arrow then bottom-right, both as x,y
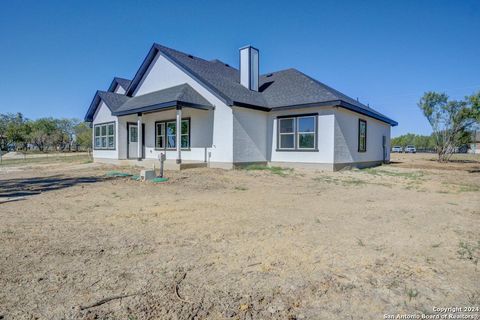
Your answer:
243,164 -> 293,176
0,154 -> 91,167
234,185 -> 248,191
458,241 -> 480,266
360,167 -> 425,180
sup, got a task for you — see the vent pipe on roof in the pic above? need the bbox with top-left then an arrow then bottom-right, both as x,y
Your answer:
239,45 -> 259,91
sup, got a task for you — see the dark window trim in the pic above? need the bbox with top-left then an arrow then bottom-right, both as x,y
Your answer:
154,117 -> 191,151
93,121 -> 116,150
276,113 -> 318,152
358,119 -> 367,152
277,112 -> 318,119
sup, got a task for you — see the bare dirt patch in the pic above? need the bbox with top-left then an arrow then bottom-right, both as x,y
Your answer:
390,152 -> 480,172
0,155 -> 479,319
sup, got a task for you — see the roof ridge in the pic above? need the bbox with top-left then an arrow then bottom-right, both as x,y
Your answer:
175,83 -> 192,101
114,76 -> 131,81
154,43 -> 211,63
260,68 -> 296,77
98,90 -> 122,97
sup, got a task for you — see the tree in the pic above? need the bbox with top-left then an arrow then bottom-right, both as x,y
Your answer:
418,91 -> 480,162
74,122 -> 92,150
54,118 -> 79,151
0,113 -> 31,151
29,118 -> 58,152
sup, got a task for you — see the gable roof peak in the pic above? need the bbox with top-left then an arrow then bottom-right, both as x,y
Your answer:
108,77 -> 131,92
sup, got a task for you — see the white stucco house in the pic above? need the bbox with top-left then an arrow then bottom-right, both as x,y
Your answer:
85,43 -> 397,170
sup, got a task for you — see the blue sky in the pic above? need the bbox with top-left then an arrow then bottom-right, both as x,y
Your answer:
0,0 -> 479,137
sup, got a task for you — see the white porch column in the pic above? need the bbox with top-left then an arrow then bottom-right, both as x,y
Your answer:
137,113 -> 142,160
176,106 -> 182,164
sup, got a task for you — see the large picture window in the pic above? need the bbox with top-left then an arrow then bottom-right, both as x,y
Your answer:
277,115 -> 317,151
155,118 -> 190,149
94,122 -> 115,150
358,119 -> 367,152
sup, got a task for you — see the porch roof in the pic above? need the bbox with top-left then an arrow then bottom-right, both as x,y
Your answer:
113,83 -> 212,116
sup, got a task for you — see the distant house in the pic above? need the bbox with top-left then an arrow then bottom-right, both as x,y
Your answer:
85,43 -> 397,170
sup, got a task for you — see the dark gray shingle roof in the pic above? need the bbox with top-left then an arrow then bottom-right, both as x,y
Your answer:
108,77 -> 132,92
112,84 -> 213,116
87,43 -> 397,126
85,91 -> 129,121
115,78 -> 131,91
85,84 -> 212,121
137,44 -> 396,125
150,44 -> 268,108
97,91 -> 130,110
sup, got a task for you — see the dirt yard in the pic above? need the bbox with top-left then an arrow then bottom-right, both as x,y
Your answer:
0,153 -> 479,319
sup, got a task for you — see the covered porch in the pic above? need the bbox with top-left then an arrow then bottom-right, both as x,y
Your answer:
111,84 -> 214,167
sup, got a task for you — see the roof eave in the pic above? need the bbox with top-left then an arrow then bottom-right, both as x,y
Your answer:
338,101 -> 398,126
269,100 -> 397,126
108,78 -> 119,92
125,44 -> 159,96
84,91 -> 103,122
232,101 -> 270,112
112,100 -> 213,116
269,100 -> 341,111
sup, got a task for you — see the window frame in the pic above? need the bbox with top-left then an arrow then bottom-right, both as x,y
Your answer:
278,117 -> 296,150
155,122 -> 165,149
154,118 -> 191,150
296,116 -> 316,150
93,121 -> 116,150
129,126 -> 138,143
358,119 -> 367,152
276,113 -> 318,152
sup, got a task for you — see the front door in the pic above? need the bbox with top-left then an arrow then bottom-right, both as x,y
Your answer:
128,123 -> 143,159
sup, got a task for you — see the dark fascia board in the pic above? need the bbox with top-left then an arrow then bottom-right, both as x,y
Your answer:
338,101 -> 398,126
112,100 -> 212,116
232,101 -> 270,112
84,91 -> 103,122
269,100 -> 340,112
125,44 -> 159,96
232,101 -> 337,113
108,78 -> 119,92
108,78 -> 125,92
268,100 -> 397,126
125,44 -> 233,106
157,48 -> 233,105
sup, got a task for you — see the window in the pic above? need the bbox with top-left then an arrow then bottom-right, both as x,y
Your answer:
166,122 -> 176,148
278,118 -> 295,149
94,122 -> 115,150
155,119 -> 190,149
277,115 -> 317,151
155,123 -> 165,149
358,119 -> 367,152
297,116 -> 315,149
129,126 -> 138,143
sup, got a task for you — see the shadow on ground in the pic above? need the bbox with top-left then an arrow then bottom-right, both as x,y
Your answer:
0,175 -> 106,197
